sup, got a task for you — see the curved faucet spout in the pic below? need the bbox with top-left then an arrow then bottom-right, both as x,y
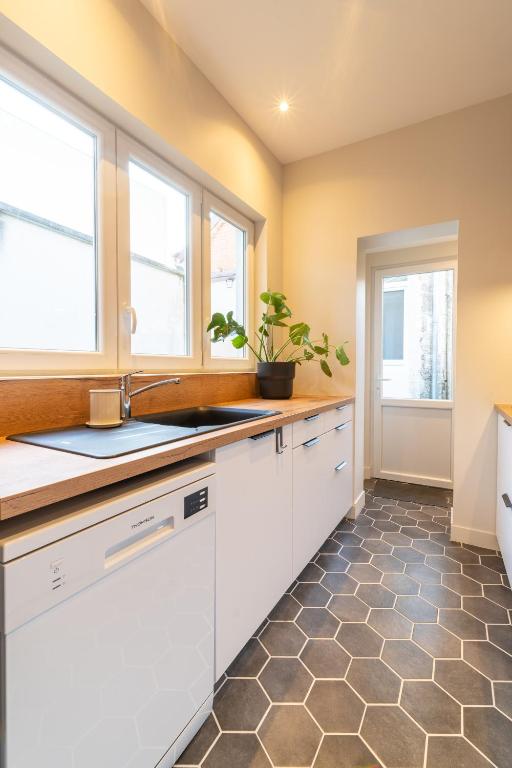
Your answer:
119,371 -> 181,420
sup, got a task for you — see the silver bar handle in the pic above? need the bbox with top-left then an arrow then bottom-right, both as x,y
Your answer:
503,493 -> 512,509
304,414 -> 320,422
335,460 -> 348,472
336,404 -> 349,411
335,422 -> 350,431
250,429 -> 275,441
303,437 -> 320,448
276,427 -> 288,454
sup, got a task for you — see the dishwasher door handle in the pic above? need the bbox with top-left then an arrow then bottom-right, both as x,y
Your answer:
105,516 -> 174,569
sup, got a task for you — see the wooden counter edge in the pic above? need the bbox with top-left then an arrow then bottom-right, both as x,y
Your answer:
0,396 -> 354,520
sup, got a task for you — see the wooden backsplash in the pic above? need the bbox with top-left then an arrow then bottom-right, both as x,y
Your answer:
0,372 -> 258,436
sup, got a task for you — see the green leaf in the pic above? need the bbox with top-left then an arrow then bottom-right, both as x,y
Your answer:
320,359 -> 332,377
313,345 -> 328,356
232,334 -> 248,349
322,332 -> 329,348
335,345 -> 350,366
260,291 -> 271,304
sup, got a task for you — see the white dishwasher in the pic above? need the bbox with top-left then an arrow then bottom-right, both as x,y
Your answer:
0,458 -> 215,768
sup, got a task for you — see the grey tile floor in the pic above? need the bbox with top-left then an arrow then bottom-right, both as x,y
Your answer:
174,488 -> 512,768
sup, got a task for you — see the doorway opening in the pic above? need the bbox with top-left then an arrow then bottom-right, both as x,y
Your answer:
355,221 -> 458,511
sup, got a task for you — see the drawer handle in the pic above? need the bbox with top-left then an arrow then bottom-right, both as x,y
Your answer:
505,420 -> 512,427
503,493 -> 512,509
250,429 -> 274,441
304,414 -> 320,422
335,422 -> 350,431
335,460 -> 348,472
336,405 -> 349,411
303,437 -> 320,448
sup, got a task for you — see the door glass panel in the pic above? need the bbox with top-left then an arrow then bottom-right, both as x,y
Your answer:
129,161 -> 188,356
0,76 -> 97,352
210,211 -> 246,359
381,269 -> 454,400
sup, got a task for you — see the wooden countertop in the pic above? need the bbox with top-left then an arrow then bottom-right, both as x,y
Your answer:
496,404 -> 512,422
0,395 -> 353,520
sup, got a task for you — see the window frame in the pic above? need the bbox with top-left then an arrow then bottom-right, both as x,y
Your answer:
202,191 -> 254,371
0,46 -> 117,372
116,132 -> 203,371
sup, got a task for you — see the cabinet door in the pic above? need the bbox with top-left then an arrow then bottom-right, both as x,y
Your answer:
497,415 -> 512,578
215,427 -> 292,677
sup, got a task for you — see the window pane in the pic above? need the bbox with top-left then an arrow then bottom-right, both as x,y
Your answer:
0,76 -> 97,352
382,270 -> 454,400
210,211 -> 246,359
129,161 -> 188,356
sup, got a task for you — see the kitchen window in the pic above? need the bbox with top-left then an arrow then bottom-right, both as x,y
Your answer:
0,50 -> 254,373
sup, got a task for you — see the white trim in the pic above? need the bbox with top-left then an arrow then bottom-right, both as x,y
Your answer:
377,470 -> 453,489
0,46 -> 117,371
202,191 -> 254,371
116,132 -> 202,371
450,523 -> 498,550
349,489 -> 366,520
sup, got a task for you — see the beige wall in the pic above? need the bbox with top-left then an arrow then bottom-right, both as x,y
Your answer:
0,0 -> 282,290
284,94 -> 512,545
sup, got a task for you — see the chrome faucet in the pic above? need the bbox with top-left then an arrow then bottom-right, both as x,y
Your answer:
119,370 -> 181,420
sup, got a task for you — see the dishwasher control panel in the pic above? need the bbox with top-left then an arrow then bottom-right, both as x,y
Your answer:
184,487 -> 208,519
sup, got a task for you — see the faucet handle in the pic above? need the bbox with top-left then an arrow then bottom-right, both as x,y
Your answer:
120,369 -> 144,391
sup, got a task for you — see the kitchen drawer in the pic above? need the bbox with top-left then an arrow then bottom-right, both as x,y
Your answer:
324,403 -> 353,433
330,418 -> 353,462
497,490 -> 512,580
292,411 -> 325,447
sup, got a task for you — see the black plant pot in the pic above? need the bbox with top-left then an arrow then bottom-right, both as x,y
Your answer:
257,361 -> 296,399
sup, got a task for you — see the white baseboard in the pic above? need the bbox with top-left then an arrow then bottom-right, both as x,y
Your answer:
376,470 -> 453,490
348,489 -> 366,520
450,523 -> 498,551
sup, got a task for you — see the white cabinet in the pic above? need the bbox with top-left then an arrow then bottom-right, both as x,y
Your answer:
215,426 -> 292,677
292,410 -> 353,576
497,415 -> 512,578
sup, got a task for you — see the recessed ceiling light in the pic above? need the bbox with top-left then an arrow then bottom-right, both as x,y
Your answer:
278,100 -> 289,113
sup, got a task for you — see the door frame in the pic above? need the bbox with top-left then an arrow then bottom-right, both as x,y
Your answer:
371,259 -> 457,487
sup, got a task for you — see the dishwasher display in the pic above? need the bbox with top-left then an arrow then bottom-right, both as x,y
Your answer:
0,462 -> 216,768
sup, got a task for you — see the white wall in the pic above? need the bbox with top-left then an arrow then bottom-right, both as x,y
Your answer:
284,94 -> 512,547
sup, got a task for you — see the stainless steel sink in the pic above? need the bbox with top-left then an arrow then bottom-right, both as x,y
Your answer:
136,405 -> 280,431
8,406 -> 280,459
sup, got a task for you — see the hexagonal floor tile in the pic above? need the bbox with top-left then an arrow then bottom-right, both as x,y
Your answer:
402,526 -> 429,540
268,594 -> 302,621
424,555 -> 461,573
462,596 -> 510,624
382,639 -> 433,679
320,572 -> 358,594
300,638 -> 350,678
494,682 -> 512,718
346,657 -> 401,703
315,554 -> 349,573
371,554 -> 405,573
412,623 -> 461,658
442,573 -> 483,595
434,659 -> 492,704
483,584 -> 512,609
260,622 -> 306,656
226,638 -> 269,678
214,679 -> 269,731
444,546 -> 480,564
333,531 -> 363,546
306,680 -> 364,732
336,622 -> 384,657
339,546 -> 372,563
462,564 -> 502,584
327,594 -> 369,622
298,563 -> 325,582
201,733 -> 271,768
313,735 -> 382,768
296,607 -> 340,638
405,563 -> 441,584
438,608 -> 486,639
401,680 -> 461,734
361,538 -> 393,555
463,641 -> 512,680
464,706 -> 512,768
356,583 -> 396,608
318,538 -> 341,554
395,595 -> 438,623
258,705 -> 321,767
174,714 -> 219,766
347,563 -> 383,582
368,608 -> 413,639
488,624 -> 512,654
392,546 -> 425,563
361,706 -> 426,768
425,736 -> 494,768
259,658 -> 313,703
292,582 -> 331,608
420,584 -> 461,609
382,572 -> 420,595
480,554 -> 506,573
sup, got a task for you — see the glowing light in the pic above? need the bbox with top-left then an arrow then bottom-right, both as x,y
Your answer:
278,100 -> 289,113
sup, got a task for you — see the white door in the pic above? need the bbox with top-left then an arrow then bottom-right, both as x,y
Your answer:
372,261 -> 456,488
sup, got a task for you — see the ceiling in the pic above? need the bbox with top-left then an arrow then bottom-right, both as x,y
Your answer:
140,0 -> 512,163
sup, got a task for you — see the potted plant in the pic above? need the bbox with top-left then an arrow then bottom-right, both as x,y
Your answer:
207,291 -> 349,399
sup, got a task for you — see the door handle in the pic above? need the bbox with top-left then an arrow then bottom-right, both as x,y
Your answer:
335,460 -> 348,472
303,437 -> 320,448
376,377 -> 391,382
304,414 -> 320,422
503,493 -> 512,509
275,427 -> 288,454
250,429 -> 274,441
335,422 -> 350,431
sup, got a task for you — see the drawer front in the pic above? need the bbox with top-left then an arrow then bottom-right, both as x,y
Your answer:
324,403 -> 353,433
497,490 -> 512,580
292,412 -> 325,447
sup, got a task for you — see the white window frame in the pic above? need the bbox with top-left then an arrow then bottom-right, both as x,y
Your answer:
116,133 -> 202,371
0,47 -> 117,372
202,192 -> 254,370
